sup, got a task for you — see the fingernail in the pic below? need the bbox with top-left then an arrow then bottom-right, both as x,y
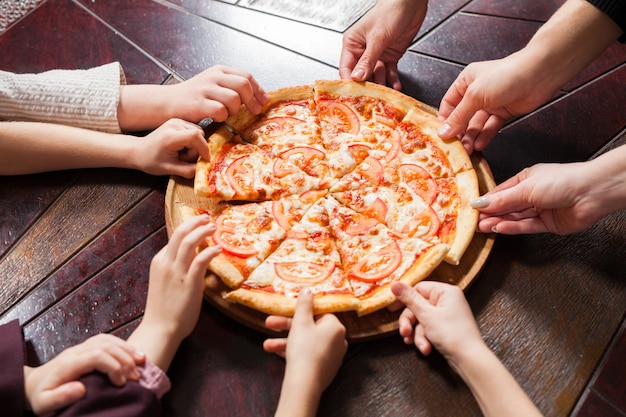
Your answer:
133,350 -> 145,359
351,68 -> 365,80
438,123 -> 452,138
491,225 -> 499,234
301,287 -> 312,296
470,197 -> 489,209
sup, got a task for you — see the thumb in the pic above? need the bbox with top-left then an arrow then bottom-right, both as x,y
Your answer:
350,40 -> 388,81
471,184 -> 532,215
34,382 -> 86,414
165,162 -> 196,179
391,281 -> 430,316
438,94 -> 481,140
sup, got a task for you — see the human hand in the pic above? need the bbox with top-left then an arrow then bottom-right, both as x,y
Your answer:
168,65 -> 269,122
339,0 -> 427,90
132,118 -> 209,178
24,334 -> 145,415
438,52 -> 557,154
391,281 -> 483,369
127,214 -> 221,371
470,162 -> 605,235
264,289 -> 347,395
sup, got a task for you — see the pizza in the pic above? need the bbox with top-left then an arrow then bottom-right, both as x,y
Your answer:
187,80 -> 479,317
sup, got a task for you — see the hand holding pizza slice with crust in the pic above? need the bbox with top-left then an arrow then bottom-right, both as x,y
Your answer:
187,79 -> 482,317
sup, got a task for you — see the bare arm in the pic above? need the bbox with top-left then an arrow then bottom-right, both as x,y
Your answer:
0,122 -> 139,175
0,119 -> 208,178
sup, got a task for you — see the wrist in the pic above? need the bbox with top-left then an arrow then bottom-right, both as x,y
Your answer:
275,367 -> 323,417
127,319 -> 184,372
23,366 -> 34,411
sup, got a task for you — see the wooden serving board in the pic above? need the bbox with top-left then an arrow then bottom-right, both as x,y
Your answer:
164,152 -> 496,342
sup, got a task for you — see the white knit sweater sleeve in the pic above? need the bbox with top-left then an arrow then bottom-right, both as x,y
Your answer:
0,62 -> 126,133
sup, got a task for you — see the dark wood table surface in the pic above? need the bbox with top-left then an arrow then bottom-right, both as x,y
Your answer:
1,0 -> 625,416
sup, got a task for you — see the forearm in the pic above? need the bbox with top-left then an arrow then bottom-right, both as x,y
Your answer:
518,0 -> 622,92
450,344 -> 543,417
118,84 -> 175,131
0,122 -> 139,175
274,368 -> 323,417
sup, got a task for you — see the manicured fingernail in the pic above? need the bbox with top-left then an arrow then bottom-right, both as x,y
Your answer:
491,225 -> 499,234
351,68 -> 365,80
438,123 -> 452,138
133,350 -> 145,359
470,197 -> 489,209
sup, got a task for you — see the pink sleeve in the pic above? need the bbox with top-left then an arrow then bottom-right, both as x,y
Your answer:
136,360 -> 172,400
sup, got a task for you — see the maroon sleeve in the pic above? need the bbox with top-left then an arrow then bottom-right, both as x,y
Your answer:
43,373 -> 161,417
0,320 -> 27,416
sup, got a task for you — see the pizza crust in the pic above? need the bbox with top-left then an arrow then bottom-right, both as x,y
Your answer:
194,126 -> 233,198
402,108 -> 473,175
314,79 -> 422,115
226,85 -> 315,132
446,170 -> 480,265
224,288 -> 359,316
356,242 -> 449,316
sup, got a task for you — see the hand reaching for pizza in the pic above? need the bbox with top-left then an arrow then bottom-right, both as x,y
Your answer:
165,65 -> 269,122
132,118 -> 210,178
437,53 -> 556,154
469,154 -> 626,235
391,281 -> 484,367
118,65 -> 269,131
339,0 -> 427,90
127,215 -> 222,372
24,334 -> 145,415
264,289 -> 348,417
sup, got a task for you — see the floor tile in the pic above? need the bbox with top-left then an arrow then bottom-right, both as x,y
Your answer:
411,13 -> 542,64
418,0 -> 471,37
571,390 -> 626,417
0,0 -> 168,84
163,0 -> 343,68
483,65 -> 626,183
397,52 -> 464,108
463,0 -> 565,21
590,320 -> 626,412
79,0 -> 338,88
237,0 -> 376,32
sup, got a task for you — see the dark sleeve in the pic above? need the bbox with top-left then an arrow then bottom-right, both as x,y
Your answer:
0,320 -> 27,416
44,373 -> 161,417
586,0 -> 626,41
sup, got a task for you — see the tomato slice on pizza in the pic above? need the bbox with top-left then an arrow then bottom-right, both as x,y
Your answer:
224,198 -> 358,316
324,196 -> 450,315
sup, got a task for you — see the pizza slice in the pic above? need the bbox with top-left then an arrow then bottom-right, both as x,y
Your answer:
330,159 -> 478,265
224,197 -> 359,316
324,196 -> 449,316
226,85 -> 331,180
194,125 -> 328,201
313,79 -> 415,177
180,190 -> 326,289
393,107 -> 473,177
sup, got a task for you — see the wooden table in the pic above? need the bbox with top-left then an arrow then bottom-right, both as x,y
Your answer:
1,1 -> 625,416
